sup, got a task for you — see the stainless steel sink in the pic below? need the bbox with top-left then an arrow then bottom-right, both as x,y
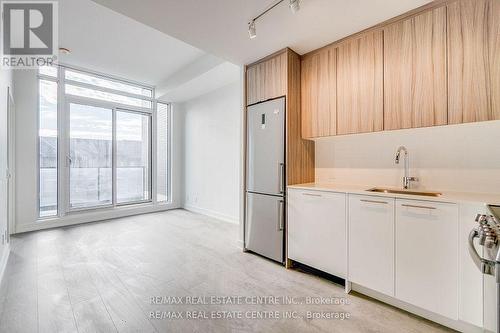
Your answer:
367,187 -> 442,197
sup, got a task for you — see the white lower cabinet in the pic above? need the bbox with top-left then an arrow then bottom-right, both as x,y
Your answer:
348,195 -> 395,296
395,199 -> 459,320
288,189 -> 347,278
289,186 -> 484,329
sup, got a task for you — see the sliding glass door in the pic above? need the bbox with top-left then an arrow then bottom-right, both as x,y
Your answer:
116,110 -> 151,204
68,102 -> 151,211
69,103 -> 113,209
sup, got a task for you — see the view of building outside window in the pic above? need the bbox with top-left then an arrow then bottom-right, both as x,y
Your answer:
116,110 -> 151,204
69,103 -> 113,209
39,79 -> 58,217
157,102 -> 169,202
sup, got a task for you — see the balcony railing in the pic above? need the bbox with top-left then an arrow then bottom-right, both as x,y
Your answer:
40,166 -> 148,215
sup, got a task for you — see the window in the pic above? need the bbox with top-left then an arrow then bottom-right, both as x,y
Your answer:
69,103 -> 113,209
156,102 -> 170,203
39,79 -> 58,217
66,84 -> 152,109
39,66 -> 57,78
65,70 -> 152,97
37,65 -> 168,218
116,111 -> 151,204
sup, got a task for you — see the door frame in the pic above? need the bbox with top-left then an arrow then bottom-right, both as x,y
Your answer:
63,98 -> 153,213
6,86 -> 15,238
64,97 -> 115,213
114,107 -> 153,207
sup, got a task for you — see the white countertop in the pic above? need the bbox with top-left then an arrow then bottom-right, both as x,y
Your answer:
288,183 -> 500,206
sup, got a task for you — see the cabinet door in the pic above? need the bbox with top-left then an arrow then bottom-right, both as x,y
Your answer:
448,0 -> 500,123
337,32 -> 383,135
384,7 -> 447,130
395,199 -> 458,320
246,65 -> 259,105
489,0 -> 500,120
288,189 -> 346,278
348,195 -> 395,296
246,53 -> 287,106
301,47 -> 337,139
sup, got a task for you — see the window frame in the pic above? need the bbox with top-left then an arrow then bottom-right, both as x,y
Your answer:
114,107 -> 153,207
37,71 -> 59,219
155,102 -> 172,204
37,65 -> 171,221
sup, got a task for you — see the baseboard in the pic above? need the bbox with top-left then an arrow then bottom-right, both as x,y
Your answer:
15,204 -> 181,234
0,245 -> 10,287
183,205 -> 239,225
351,283 -> 483,333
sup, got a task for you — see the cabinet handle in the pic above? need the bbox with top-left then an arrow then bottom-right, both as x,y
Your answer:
360,199 -> 388,205
401,204 -> 436,210
302,193 -> 322,197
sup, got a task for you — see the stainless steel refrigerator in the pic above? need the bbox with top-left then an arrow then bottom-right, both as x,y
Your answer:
245,97 -> 285,263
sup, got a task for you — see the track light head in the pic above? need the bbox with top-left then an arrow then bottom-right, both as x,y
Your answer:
248,20 -> 257,39
289,0 -> 300,14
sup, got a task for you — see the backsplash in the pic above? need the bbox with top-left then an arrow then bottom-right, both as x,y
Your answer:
315,121 -> 500,194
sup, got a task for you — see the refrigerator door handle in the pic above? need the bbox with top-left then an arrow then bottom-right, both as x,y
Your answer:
278,200 -> 284,231
279,163 -> 285,194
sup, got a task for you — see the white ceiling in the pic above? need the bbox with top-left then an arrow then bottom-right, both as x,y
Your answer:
91,0 -> 432,65
58,0 -> 206,86
159,62 -> 241,103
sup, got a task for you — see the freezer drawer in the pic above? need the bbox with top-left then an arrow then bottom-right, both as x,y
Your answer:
246,98 -> 285,196
245,192 -> 284,263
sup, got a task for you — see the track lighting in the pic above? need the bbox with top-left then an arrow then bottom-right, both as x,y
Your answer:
248,21 -> 257,39
248,0 -> 303,39
289,0 -> 300,14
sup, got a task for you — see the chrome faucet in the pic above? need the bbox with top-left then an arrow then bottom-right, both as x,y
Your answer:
395,146 -> 418,189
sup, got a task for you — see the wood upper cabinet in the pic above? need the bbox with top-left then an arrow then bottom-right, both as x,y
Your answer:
491,0 -> 500,118
301,47 -> 337,138
337,31 -> 384,135
246,52 -> 287,106
384,7 -> 447,130
297,0 -> 500,138
448,0 -> 500,124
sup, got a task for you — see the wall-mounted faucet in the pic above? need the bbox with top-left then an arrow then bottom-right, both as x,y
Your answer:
395,146 -> 418,189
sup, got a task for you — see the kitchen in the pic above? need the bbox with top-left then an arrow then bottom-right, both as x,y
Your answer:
243,0 -> 500,332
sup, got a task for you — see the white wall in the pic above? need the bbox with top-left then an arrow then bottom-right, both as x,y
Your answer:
13,70 -> 38,232
315,121 -> 500,194
181,82 -> 241,224
12,70 -> 183,233
0,68 -> 13,276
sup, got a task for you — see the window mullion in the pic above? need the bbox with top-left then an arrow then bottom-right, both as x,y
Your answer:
151,101 -> 157,204
58,67 -> 68,217
112,108 -> 117,207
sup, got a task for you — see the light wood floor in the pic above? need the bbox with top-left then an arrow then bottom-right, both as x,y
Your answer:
0,209 -> 453,333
